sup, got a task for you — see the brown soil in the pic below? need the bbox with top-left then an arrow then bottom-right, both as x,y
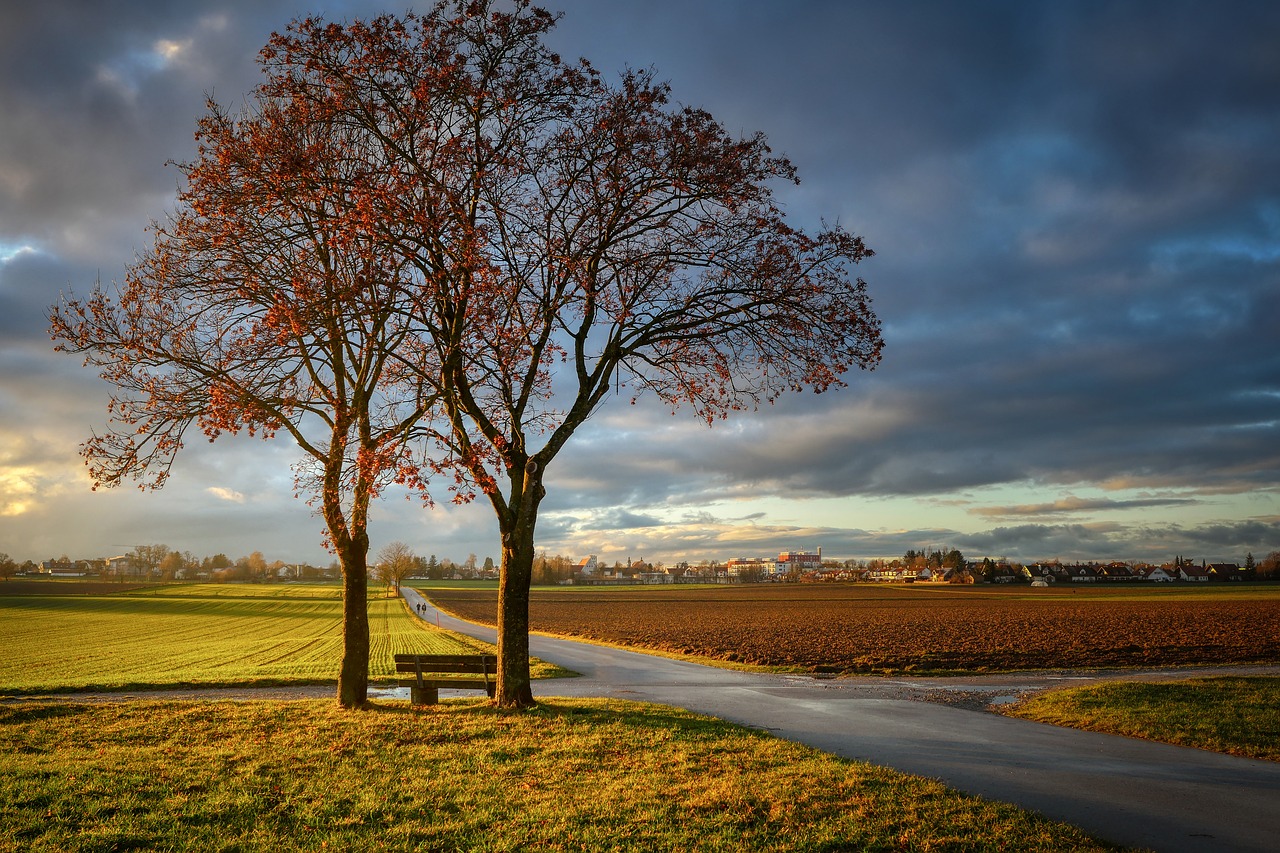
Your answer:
429,583 -> 1280,674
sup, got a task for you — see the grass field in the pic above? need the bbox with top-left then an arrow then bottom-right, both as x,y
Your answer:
0,698 -> 1117,852
1,578 -> 1271,849
1004,676 -> 1280,761
0,583 -> 491,693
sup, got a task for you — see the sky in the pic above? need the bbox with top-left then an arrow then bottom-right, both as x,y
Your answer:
2,0 -> 1278,568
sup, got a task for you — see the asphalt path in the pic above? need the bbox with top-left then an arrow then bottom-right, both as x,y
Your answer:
402,587 -> 1280,853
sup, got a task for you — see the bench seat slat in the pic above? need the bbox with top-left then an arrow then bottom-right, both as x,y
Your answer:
397,678 -> 492,689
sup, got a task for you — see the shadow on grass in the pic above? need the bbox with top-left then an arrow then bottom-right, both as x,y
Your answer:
0,702 -> 97,726
365,695 -> 738,738
3,677 -> 338,697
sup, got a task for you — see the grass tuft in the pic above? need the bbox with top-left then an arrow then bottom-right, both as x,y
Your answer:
1002,676 -> 1280,760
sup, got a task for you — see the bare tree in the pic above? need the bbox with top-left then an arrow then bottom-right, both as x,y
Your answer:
262,2 -> 882,705
375,541 -> 417,593
245,551 -> 268,580
432,4 -> 880,705
1258,550 -> 1280,581
129,544 -> 170,578
49,36 -> 435,706
158,551 -> 186,580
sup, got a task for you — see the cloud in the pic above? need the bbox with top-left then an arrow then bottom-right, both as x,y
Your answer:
206,487 -> 246,504
538,512 -> 1280,566
970,495 -> 1203,520
0,467 -> 39,517
572,509 -> 664,532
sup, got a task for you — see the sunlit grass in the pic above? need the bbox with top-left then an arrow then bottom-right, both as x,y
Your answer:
1003,676 -> 1280,760
0,698 -> 1119,852
0,584 -> 505,693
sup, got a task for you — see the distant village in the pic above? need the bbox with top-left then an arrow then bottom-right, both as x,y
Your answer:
562,548 -> 1274,585
8,545 -> 1277,585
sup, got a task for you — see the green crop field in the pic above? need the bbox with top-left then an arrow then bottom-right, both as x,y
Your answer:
0,583 -> 487,693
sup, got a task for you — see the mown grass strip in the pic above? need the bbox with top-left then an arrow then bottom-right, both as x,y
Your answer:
1003,676 -> 1280,760
0,698 -> 1120,852
0,584 -> 486,693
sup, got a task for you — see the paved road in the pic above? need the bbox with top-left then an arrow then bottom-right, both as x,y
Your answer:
403,587 -> 1280,853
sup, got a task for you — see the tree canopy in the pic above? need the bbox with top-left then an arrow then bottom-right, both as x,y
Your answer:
49,29 -> 435,706
52,0 -> 883,709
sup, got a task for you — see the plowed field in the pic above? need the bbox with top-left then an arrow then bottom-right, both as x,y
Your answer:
427,583 -> 1280,673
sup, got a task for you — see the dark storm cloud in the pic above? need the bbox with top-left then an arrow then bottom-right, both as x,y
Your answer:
530,1 -> 1280,523
2,1 -> 1278,564
952,518 -> 1280,564
1169,518 -> 1280,553
0,251 -> 63,338
1,4 -> 245,247
970,496 -> 1201,520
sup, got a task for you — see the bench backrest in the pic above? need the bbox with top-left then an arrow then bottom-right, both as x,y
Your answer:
394,653 -> 496,676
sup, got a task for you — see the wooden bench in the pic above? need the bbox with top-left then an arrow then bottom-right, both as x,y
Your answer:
395,653 -> 497,705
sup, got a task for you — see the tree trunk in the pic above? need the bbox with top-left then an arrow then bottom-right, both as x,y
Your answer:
494,465 -> 542,708
496,532 -> 536,707
337,542 -> 370,708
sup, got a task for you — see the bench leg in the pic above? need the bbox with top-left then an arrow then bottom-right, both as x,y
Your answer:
411,685 -> 439,705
